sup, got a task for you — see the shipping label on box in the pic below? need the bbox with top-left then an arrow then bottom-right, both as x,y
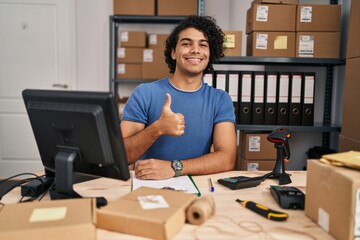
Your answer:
298,35 -> 314,57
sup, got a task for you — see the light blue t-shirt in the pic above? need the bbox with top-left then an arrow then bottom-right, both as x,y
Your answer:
122,77 -> 235,161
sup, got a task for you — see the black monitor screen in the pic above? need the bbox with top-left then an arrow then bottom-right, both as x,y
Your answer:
22,89 -> 130,199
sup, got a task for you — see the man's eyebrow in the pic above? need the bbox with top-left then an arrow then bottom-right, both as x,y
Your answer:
179,38 -> 209,43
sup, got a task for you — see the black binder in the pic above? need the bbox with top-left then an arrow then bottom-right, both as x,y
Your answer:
264,72 -> 278,125
302,73 -> 315,126
238,71 -> 253,124
289,73 -> 303,126
214,71 -> 227,92
277,73 -> 290,125
252,72 -> 265,125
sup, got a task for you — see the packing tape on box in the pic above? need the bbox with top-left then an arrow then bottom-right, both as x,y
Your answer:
186,195 -> 216,225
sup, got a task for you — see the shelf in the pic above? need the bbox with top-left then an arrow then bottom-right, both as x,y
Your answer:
236,124 -> 341,132
216,56 -> 346,66
112,15 -> 187,24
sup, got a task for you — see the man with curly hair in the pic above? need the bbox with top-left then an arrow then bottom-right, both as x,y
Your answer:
121,15 -> 236,180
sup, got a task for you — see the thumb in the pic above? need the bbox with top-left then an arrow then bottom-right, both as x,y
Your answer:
163,93 -> 172,110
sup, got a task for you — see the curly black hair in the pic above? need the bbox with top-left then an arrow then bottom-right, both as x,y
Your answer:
164,15 -> 225,74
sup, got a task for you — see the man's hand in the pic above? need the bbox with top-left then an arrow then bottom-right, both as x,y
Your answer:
135,159 -> 175,180
158,93 -> 185,136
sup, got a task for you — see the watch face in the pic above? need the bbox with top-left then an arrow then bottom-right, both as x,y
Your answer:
172,160 -> 182,170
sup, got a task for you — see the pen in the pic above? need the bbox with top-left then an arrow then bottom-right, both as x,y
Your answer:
236,199 -> 288,221
209,178 -> 214,192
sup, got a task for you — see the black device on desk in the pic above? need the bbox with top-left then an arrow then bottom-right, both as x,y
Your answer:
270,185 -> 305,209
22,89 -> 130,201
217,176 -> 265,190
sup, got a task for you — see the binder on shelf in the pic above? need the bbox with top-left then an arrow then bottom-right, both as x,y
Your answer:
228,71 -> 240,119
264,72 -> 278,125
252,72 -> 265,125
203,73 -> 214,87
277,73 -> 290,125
302,73 -> 315,126
214,71 -> 227,92
238,71 -> 253,124
289,72 -> 303,126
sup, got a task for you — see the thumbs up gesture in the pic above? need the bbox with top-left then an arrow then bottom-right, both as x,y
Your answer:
158,93 -> 185,136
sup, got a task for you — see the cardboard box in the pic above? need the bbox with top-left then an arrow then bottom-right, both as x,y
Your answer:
117,63 -> 142,79
246,4 -> 296,34
346,0 -> 360,59
305,160 -> 360,240
117,47 -> 144,63
296,5 -> 341,32
240,157 -> 276,171
339,135 -> 360,152
142,48 -> 169,80
157,0 -> 197,16
148,33 -> 169,49
96,187 -> 197,240
119,31 -> 147,48
251,0 -> 298,4
295,32 -> 340,58
113,0 -> 155,16
0,198 -> 96,240
247,31 -> 295,57
240,131 -> 277,160
223,31 -> 242,57
341,57 -> 360,141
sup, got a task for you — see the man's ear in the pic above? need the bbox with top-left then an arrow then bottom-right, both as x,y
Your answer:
171,49 -> 176,60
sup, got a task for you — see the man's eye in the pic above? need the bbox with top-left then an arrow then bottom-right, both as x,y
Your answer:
182,43 -> 191,46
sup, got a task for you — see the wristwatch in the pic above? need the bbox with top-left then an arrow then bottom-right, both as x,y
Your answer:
171,160 -> 183,177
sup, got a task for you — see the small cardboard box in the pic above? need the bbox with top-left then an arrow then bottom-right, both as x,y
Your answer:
117,63 -> 142,79
346,0 -> 360,59
113,0 -> 155,16
142,48 -> 169,80
119,31 -> 147,48
240,131 -> 276,160
117,47 -> 144,63
246,4 -> 296,34
240,157 -> 276,171
96,187 -> 197,240
0,198 -> 96,240
305,160 -> 360,240
148,33 -> 169,49
295,32 -> 340,58
296,4 -> 341,32
247,31 -> 295,57
223,31 -> 242,57
341,57 -> 360,142
157,0 -> 197,16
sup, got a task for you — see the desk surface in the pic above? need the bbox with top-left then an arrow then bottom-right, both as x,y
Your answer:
1,171 -> 334,240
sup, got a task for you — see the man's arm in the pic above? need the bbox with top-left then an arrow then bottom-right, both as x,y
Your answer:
135,121 -> 236,179
121,93 -> 185,165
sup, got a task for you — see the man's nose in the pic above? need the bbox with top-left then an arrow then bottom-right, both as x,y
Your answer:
190,44 -> 200,54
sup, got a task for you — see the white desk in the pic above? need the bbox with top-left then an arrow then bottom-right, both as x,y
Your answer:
1,171 -> 334,239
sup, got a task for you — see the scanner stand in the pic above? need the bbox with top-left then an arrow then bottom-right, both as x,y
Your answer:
262,142 -> 292,185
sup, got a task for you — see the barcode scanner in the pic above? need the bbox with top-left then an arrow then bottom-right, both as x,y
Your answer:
263,128 -> 292,185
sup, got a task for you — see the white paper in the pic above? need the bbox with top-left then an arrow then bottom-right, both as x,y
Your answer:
132,173 -> 199,195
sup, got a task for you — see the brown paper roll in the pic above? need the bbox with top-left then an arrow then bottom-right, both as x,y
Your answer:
186,195 -> 216,225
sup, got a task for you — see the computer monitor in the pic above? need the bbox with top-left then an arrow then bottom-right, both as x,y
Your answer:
22,89 -> 130,199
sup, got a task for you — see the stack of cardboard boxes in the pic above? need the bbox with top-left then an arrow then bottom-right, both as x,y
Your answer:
246,0 -> 341,58
238,131 -> 277,171
339,0 -> 360,151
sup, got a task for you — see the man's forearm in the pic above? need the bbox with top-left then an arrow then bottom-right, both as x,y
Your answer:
123,121 -> 162,164
181,150 -> 236,176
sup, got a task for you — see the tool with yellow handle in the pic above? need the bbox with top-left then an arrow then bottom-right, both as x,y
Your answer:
236,199 -> 288,221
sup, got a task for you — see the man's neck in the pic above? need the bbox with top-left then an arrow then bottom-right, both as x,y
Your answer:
170,72 -> 203,91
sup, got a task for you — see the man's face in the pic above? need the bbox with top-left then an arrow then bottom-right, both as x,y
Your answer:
171,27 -> 210,76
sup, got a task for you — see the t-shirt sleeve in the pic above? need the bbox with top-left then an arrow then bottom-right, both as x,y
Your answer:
121,84 -> 149,124
214,91 -> 236,124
